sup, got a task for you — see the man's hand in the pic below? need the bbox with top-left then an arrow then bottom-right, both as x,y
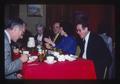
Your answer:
44,43 -> 52,49
16,73 -> 22,79
19,54 -> 29,63
44,38 -> 52,44
60,27 -> 68,37
13,48 -> 19,53
44,38 -> 55,47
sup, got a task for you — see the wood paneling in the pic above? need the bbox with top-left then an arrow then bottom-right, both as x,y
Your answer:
5,4 -> 19,23
46,5 -> 115,41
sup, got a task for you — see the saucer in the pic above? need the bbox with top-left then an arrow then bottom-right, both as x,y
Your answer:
65,56 -> 76,61
27,56 -> 38,63
44,60 -> 57,64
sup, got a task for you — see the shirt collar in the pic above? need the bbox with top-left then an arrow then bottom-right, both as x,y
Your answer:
5,30 -> 11,43
38,34 -> 43,38
84,31 -> 90,41
37,34 -> 43,41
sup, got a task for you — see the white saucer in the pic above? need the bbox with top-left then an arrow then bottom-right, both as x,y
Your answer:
65,56 -> 76,61
44,60 -> 57,64
27,56 -> 38,63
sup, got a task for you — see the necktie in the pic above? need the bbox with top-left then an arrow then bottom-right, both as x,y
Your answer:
83,39 -> 85,49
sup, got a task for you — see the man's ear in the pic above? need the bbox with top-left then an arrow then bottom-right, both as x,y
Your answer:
85,27 -> 88,31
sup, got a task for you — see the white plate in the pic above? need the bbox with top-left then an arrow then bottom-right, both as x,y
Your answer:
65,55 -> 76,61
67,58 -> 76,61
69,54 -> 78,58
44,60 -> 57,64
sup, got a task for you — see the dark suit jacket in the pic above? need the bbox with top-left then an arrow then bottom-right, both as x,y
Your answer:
4,32 -> 22,79
79,32 -> 112,79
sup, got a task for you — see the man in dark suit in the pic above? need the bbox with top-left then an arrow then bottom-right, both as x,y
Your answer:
74,13 -> 112,79
4,17 -> 29,79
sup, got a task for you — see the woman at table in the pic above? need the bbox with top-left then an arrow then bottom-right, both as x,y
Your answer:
44,20 -> 77,55
34,23 -> 46,47
44,21 -> 63,47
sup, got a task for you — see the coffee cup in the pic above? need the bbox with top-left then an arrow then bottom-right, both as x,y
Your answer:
46,56 -> 54,63
58,55 -> 65,61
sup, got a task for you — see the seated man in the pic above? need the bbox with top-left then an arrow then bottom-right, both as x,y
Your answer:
4,17 -> 29,79
74,12 -> 112,79
44,21 -> 77,55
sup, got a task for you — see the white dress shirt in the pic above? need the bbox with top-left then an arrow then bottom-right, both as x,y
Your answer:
82,31 -> 90,59
5,30 -> 11,43
37,34 -> 43,42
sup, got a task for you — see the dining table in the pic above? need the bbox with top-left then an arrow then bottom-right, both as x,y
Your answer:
12,49 -> 97,79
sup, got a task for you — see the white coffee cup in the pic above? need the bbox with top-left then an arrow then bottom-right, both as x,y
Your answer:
46,56 -> 54,63
58,55 -> 65,61
53,52 -> 59,56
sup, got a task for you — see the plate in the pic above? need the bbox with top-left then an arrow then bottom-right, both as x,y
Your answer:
69,54 -> 78,59
44,60 -> 57,64
67,58 -> 76,61
65,55 -> 76,61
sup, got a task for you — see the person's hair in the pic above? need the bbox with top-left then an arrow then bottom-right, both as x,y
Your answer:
35,23 -> 44,30
51,20 -> 61,28
73,11 -> 89,30
60,20 -> 73,35
5,17 -> 25,29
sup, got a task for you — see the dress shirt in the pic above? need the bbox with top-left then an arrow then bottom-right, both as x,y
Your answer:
82,31 -> 90,59
5,30 -> 11,43
37,34 -> 43,42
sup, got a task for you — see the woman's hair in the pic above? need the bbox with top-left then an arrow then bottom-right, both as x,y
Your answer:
60,20 -> 73,35
35,23 -> 44,30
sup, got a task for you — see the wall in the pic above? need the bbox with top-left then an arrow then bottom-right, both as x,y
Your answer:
19,4 -> 46,35
4,4 -> 19,23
